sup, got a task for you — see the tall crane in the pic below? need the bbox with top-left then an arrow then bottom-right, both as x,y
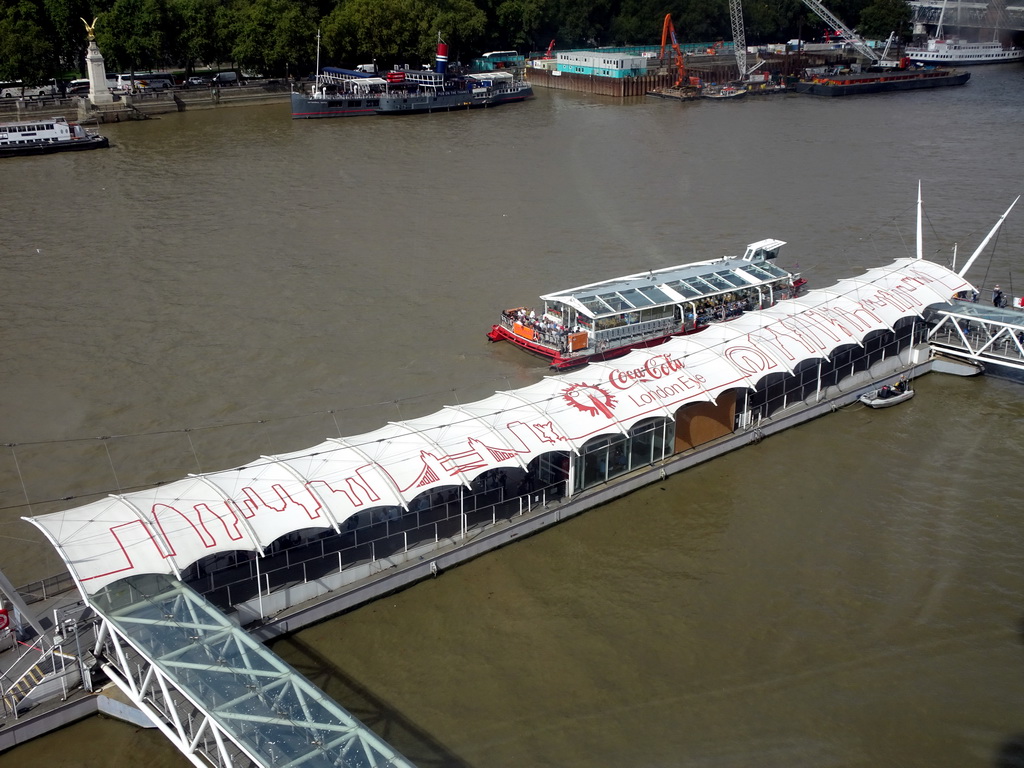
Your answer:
798,0 -> 881,63
659,14 -> 687,87
729,0 -> 748,78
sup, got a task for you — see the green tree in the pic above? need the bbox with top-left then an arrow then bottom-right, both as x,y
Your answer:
322,0 -> 486,69
231,0 -> 318,76
494,0 -> 545,50
167,0 -> 218,73
550,0 -> 613,46
42,0 -> 95,74
609,0 -> 667,46
857,0 -> 911,40
98,0 -> 171,73
211,1 -> 242,67
675,0 -> 729,43
0,0 -> 55,86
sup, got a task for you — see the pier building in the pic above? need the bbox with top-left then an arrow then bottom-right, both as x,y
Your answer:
11,253 -> 1024,765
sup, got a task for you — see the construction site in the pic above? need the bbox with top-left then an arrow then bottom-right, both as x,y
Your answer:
526,0 -> 922,98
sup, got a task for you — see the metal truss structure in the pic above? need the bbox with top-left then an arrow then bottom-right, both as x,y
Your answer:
91,574 -> 415,768
908,0 -> 1024,31
925,301 -> 1024,379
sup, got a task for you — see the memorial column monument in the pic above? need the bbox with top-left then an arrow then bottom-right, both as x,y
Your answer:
81,17 -> 114,106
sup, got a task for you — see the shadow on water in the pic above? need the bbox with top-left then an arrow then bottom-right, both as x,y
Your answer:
994,616 -> 1024,768
275,634 -> 471,768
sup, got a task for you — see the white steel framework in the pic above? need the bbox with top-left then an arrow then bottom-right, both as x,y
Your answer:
729,0 -> 748,77
925,301 -> 1024,379
91,573 -> 415,768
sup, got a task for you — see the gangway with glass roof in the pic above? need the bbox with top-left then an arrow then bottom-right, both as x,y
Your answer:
924,300 -> 1024,381
89,573 -> 415,768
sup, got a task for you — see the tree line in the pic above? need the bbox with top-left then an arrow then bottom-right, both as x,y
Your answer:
0,0 -> 911,86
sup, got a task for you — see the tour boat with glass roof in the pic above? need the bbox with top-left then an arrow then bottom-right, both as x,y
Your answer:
487,239 -> 806,369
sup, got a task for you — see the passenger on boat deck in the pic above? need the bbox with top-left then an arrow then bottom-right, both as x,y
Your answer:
993,285 -> 1004,307
893,376 -> 908,394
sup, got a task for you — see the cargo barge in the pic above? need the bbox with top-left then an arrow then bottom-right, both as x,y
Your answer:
795,65 -> 970,96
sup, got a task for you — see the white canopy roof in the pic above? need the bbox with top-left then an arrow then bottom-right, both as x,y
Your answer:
28,258 -> 968,594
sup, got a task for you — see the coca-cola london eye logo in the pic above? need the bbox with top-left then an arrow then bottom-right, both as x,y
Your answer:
562,383 -> 618,418
561,353 -> 706,418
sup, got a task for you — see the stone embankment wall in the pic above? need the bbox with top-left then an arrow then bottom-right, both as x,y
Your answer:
0,83 -> 290,123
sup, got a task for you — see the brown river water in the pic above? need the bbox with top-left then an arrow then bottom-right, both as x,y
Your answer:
1,65 -> 1023,766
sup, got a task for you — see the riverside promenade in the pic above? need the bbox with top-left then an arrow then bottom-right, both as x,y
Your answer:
0,82 -> 290,124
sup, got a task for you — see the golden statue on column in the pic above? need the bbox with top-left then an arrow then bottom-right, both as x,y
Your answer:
81,17 -> 98,41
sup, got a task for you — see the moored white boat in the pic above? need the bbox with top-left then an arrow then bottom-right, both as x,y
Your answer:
906,37 -> 1024,65
0,116 -> 108,157
292,37 -> 533,119
907,0 -> 1024,65
487,239 -> 806,370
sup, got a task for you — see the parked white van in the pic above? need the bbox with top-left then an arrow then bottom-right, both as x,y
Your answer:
210,71 -> 242,86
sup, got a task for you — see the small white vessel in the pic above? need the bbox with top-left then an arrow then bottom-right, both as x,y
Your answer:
860,382 -> 915,408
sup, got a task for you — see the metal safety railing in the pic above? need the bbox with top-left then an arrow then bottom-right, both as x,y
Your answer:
184,481 -> 567,611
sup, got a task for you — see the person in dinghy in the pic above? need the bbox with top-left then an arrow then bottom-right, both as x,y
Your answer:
866,375 -> 912,405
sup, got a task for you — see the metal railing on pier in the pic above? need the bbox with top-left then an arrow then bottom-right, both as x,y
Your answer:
184,481 -> 567,613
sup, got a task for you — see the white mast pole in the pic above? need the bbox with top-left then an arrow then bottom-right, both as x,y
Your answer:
957,196 -> 1020,278
916,180 -> 924,260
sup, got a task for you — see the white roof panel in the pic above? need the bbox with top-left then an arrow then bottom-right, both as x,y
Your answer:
27,258 -> 972,594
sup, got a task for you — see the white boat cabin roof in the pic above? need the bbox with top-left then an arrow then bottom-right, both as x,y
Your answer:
0,115 -> 70,131
540,239 -> 791,319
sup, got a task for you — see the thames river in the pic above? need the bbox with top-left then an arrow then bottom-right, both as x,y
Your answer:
2,65 -> 1023,767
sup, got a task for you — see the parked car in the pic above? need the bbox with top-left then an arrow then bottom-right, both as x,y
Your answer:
68,79 -> 91,95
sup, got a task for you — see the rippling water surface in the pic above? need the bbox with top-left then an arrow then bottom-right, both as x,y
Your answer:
2,65 -> 1023,766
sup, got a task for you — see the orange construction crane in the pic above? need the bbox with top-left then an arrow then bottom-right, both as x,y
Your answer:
659,14 -> 687,87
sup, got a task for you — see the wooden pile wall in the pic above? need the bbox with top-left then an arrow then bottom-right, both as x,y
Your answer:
527,68 -> 676,96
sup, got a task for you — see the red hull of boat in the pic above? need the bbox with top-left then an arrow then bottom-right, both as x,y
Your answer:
487,324 -> 703,370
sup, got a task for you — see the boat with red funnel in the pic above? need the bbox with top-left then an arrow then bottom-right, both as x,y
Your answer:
292,38 -> 532,119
